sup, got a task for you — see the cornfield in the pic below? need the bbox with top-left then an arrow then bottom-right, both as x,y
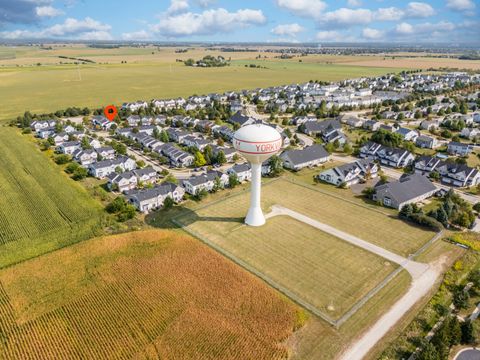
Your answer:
0,128 -> 104,267
0,230 -> 298,359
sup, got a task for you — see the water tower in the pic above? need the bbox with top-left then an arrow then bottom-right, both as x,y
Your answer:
233,124 -> 282,226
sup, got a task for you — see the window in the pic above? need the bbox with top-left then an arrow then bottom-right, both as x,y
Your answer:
383,197 -> 392,206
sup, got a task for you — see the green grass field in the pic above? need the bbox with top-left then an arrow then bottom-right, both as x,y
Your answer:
0,47 -> 408,121
177,212 -> 396,320
0,127 -> 104,268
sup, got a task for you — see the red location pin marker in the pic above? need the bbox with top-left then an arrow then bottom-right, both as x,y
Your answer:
104,105 -> 118,122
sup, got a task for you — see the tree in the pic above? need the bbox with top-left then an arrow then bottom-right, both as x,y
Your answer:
400,204 -> 413,218
81,137 -> 92,150
216,150 -> 227,165
416,341 -> 439,360
54,154 -> 71,165
194,151 -> 206,167
217,137 -> 224,146
136,160 -> 146,168
436,207 -> 448,226
343,143 -> 352,154
117,205 -> 136,222
473,203 -> 480,212
203,145 -> 213,165
371,129 -> 403,148
269,155 -> 283,177
229,173 -> 240,188
160,130 -> 169,143
447,315 -> 462,346
461,319 -> 475,344
453,287 -> 470,309
163,196 -> 174,209
65,162 -> 79,174
72,167 -> 88,180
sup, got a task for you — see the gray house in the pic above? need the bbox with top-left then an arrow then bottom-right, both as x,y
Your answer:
280,145 -> 330,171
373,174 -> 437,210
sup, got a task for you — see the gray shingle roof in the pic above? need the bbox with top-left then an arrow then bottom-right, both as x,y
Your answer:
375,174 -> 436,204
282,144 -> 329,165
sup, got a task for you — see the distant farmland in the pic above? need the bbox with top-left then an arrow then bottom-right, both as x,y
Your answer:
0,45 -> 408,122
0,230 -> 299,359
0,127 -> 104,268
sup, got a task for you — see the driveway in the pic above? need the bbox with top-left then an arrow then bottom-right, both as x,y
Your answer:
453,348 -> 480,360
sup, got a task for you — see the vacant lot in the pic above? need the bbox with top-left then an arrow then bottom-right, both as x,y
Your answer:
177,212 -> 396,321
0,230 -> 299,359
0,127 -> 104,268
179,179 -> 434,257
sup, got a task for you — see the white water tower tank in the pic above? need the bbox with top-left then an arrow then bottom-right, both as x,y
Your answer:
233,124 -> 282,226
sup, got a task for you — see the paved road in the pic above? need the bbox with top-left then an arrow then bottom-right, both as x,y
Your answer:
267,205 -> 441,360
453,348 -> 480,360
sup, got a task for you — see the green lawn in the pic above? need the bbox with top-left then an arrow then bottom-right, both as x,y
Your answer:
0,127 -> 105,268
0,60 -> 405,122
177,213 -> 396,320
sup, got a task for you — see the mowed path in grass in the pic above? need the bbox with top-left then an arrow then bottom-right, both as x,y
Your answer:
0,61 -> 404,122
181,213 -> 395,320
0,127 -> 104,268
0,230 -> 298,360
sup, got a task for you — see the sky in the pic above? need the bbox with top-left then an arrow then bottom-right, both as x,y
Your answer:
0,0 -> 478,44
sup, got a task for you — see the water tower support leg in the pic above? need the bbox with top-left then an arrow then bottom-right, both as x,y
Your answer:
245,163 -> 265,227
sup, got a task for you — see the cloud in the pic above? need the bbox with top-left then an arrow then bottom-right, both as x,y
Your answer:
0,17 -> 113,40
196,0 -> 217,7
166,0 -> 189,15
446,0 -> 475,11
347,0 -> 362,7
35,6 -> 64,17
320,8 -> 373,26
406,2 -> 436,17
374,7 -> 404,21
394,21 -> 456,36
271,23 -> 305,37
152,8 -> 266,37
362,27 -> 383,39
395,22 -> 414,34
316,30 -> 346,42
121,30 -> 152,41
275,0 -> 327,19
0,0 -> 53,25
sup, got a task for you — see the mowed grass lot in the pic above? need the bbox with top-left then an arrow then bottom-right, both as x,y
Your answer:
0,48 -> 406,122
178,212 -> 395,320
0,230 -> 299,360
0,127 -> 104,268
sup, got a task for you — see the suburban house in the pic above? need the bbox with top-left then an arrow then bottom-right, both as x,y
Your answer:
133,167 -> 158,185
461,128 -> 480,140
211,145 -> 236,163
414,156 -> 442,175
157,144 -> 194,168
73,149 -> 98,166
227,163 -> 252,182
363,120 -> 381,131
92,115 -> 115,130
280,144 -> 330,171
300,119 -> 341,137
88,156 -> 137,178
360,142 -> 414,168
53,132 -> 69,145
373,174 -> 437,210
317,159 -> 378,187
376,146 -> 415,168
182,170 -> 229,195
396,128 -> 419,142
415,135 -> 438,149
420,120 -> 440,131
447,142 -> 473,156
415,156 -> 480,187
30,120 -> 56,132
127,182 -> 185,213
228,111 -> 258,128
95,146 -> 115,160
107,172 -> 138,193
57,141 -> 81,155
436,162 -> 480,187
